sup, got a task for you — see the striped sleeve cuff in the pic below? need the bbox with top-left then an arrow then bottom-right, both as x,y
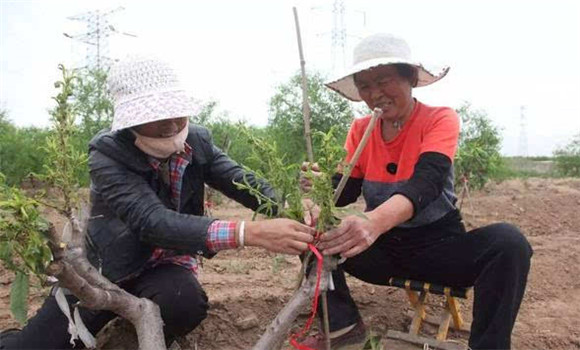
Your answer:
206,220 -> 238,253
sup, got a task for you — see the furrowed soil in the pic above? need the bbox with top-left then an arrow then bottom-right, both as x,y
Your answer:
1,178 -> 579,349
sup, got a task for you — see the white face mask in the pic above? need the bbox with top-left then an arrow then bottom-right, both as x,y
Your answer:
132,121 -> 189,159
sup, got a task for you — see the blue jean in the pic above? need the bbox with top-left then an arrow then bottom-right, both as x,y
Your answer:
1,264 -> 208,349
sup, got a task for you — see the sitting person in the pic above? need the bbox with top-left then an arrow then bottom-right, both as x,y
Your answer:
1,56 -> 315,349
301,33 -> 532,350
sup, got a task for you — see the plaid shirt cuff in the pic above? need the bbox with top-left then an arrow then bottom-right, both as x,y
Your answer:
206,220 -> 238,252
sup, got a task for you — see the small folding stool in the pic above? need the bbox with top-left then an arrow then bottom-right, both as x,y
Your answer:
385,277 -> 472,350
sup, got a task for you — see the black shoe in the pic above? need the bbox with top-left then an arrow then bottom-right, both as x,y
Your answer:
300,320 -> 367,350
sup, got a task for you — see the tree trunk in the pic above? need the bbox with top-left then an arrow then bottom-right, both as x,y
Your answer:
46,210 -> 167,350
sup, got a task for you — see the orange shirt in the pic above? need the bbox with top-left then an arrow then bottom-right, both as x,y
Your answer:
344,100 -> 460,227
346,100 -> 459,181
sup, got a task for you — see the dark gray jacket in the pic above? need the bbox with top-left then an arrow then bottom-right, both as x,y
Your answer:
87,124 -> 274,283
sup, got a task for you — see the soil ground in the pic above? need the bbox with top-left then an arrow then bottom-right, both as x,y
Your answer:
1,178 -> 580,349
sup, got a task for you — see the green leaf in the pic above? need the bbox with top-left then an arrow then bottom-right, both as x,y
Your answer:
0,242 -> 13,261
10,272 -> 29,325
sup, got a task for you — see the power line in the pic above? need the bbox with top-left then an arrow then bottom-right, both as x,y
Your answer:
63,7 -> 136,70
331,0 -> 346,72
312,1 -> 366,73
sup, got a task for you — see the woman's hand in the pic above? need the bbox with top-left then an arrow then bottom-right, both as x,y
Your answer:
245,219 -> 316,255
318,215 -> 382,258
318,194 -> 414,258
299,162 -> 321,193
302,198 -> 320,227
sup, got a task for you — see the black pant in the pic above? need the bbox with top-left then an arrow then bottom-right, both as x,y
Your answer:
1,264 -> 208,349
323,221 -> 532,350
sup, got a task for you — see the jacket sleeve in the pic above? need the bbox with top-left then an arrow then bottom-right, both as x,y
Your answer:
393,151 -> 452,216
89,150 -> 216,256
197,127 -> 279,215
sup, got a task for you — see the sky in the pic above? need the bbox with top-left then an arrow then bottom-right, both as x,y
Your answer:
1,0 -> 579,156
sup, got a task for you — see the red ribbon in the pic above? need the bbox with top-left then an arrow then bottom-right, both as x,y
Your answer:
289,243 -> 324,350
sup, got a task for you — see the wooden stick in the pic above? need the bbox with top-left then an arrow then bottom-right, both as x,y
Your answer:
437,309 -> 453,341
409,290 -> 428,335
386,330 -> 467,350
294,8 -> 330,350
321,292 -> 331,350
447,295 -> 464,330
293,6 -> 314,163
333,108 -> 382,203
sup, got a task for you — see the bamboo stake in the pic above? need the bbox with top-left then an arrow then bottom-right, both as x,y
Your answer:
294,7 -> 330,350
333,108 -> 382,203
293,6 -> 314,163
321,292 -> 331,350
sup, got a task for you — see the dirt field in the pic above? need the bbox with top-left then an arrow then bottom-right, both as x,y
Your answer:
1,178 -> 580,349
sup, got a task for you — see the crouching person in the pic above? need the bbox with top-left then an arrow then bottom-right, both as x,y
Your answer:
0,56 -> 315,349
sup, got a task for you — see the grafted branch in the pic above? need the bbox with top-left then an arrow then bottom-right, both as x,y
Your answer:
46,213 -> 166,350
253,257 -> 337,350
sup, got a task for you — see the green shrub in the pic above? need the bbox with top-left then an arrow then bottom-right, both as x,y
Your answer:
0,174 -> 52,325
554,133 -> 580,177
454,103 -> 504,190
0,112 -> 50,186
268,71 -> 355,164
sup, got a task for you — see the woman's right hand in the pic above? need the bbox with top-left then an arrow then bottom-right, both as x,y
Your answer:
245,219 -> 315,255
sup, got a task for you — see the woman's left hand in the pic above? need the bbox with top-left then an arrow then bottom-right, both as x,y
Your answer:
317,215 -> 382,258
302,198 -> 320,227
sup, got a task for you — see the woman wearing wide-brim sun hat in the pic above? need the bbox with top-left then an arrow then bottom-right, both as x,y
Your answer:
300,33 -> 532,350
1,55 -> 316,349
325,33 -> 450,102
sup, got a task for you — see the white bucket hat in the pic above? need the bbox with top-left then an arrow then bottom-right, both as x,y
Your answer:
326,33 -> 450,102
108,56 -> 198,131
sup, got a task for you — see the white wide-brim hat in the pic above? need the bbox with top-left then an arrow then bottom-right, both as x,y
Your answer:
108,56 -> 198,131
326,33 -> 450,102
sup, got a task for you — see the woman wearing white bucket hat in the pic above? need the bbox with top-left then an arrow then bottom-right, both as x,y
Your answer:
301,34 -> 532,349
2,56 -> 315,349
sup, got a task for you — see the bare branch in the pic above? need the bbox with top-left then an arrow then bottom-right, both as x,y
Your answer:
44,202 -> 167,349
47,259 -> 166,350
253,257 -> 337,350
